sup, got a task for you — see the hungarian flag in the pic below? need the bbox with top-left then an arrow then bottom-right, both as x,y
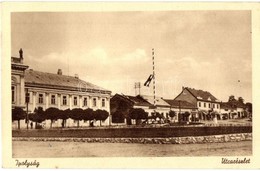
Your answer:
144,74 -> 154,87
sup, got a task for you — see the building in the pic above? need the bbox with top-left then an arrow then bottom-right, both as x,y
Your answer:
11,49 -> 29,110
174,87 -> 221,120
110,94 -> 151,125
163,99 -> 198,122
12,49 -> 112,129
110,94 -> 171,125
220,98 -> 247,119
139,95 -> 171,118
220,102 -> 236,119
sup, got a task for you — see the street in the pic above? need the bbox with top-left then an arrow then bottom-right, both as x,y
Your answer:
12,140 -> 252,157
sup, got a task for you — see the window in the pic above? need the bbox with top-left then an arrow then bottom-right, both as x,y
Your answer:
38,94 -> 43,104
83,98 -> 88,106
204,102 -> 206,107
74,96 -> 77,106
102,99 -> 105,107
213,104 -> 215,108
12,86 -> 15,103
51,95 -> 56,105
93,98 -> 97,107
209,103 -> 211,108
198,102 -> 201,107
63,96 -> 67,105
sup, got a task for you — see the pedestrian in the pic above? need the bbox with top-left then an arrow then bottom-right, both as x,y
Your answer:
30,122 -> 33,129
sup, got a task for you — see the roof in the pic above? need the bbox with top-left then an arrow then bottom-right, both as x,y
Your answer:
164,99 -> 197,109
140,95 -> 171,108
185,87 -> 219,102
25,69 -> 111,94
123,95 -> 152,107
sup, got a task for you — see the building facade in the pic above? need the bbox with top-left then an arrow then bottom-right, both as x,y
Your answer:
174,87 -> 221,120
12,49 -> 112,129
164,99 -> 198,122
110,93 -> 201,124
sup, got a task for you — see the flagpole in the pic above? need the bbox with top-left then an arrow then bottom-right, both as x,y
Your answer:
152,48 -> 156,115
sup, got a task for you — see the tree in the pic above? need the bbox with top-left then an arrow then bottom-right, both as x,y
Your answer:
238,97 -> 244,104
112,110 -> 125,124
129,108 -> 148,125
245,102 -> 252,118
29,107 -> 46,128
69,108 -> 84,128
183,112 -> 190,122
82,108 -> 94,126
228,95 -> 235,102
12,107 -> 26,129
169,110 -> 176,121
45,107 -> 61,128
94,109 -> 109,126
59,109 -> 70,128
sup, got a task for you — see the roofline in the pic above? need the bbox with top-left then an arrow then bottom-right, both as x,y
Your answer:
164,99 -> 198,109
184,87 -> 200,100
111,93 -> 135,106
175,87 -> 219,103
25,83 -> 112,94
173,87 -> 197,101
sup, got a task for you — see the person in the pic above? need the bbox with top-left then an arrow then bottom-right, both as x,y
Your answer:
30,122 -> 33,129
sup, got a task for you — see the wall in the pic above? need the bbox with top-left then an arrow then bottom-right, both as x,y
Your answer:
12,125 -> 252,137
13,133 -> 252,144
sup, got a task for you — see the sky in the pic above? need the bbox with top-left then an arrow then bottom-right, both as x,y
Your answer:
11,11 -> 252,102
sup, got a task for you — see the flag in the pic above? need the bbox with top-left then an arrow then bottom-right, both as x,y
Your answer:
144,74 -> 154,87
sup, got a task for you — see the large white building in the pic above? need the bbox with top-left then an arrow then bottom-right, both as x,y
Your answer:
12,49 -> 112,129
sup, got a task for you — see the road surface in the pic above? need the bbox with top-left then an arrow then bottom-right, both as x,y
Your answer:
12,140 -> 252,157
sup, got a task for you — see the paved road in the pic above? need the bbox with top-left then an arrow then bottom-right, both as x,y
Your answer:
12,141 -> 252,157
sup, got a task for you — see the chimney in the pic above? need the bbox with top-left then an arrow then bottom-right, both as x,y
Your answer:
19,48 -> 23,63
57,69 -> 62,75
182,86 -> 185,90
74,74 -> 79,79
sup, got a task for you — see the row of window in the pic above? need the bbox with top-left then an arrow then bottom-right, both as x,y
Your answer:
198,101 -> 219,109
38,93 -> 106,107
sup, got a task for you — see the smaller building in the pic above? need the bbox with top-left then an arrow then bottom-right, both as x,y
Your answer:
110,94 -> 151,125
220,99 -> 247,119
110,94 -> 172,125
220,102 -> 236,119
164,99 -> 198,122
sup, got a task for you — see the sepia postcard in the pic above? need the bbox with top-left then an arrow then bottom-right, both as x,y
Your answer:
1,2 -> 260,169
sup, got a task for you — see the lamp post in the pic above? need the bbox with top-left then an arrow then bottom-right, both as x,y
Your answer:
25,88 -> 30,129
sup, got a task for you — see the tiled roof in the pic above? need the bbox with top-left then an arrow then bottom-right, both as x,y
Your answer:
164,99 -> 197,109
123,95 -> 151,107
185,87 -> 219,102
25,69 -> 111,93
140,95 -> 171,108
